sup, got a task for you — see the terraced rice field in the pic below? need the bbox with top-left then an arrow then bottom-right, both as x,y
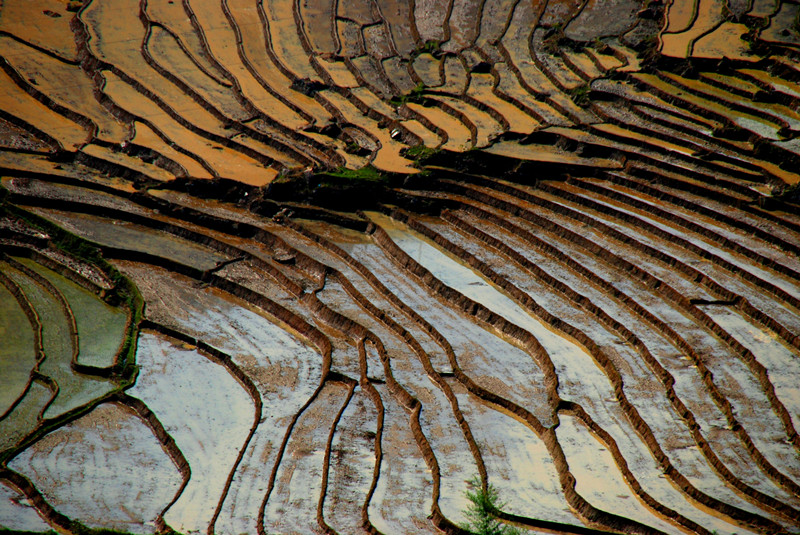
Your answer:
1,0 -> 800,534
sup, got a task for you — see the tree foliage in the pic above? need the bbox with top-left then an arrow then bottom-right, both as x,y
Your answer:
462,476 -> 521,535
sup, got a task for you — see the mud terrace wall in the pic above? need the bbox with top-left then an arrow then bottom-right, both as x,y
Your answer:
2,1 -> 800,534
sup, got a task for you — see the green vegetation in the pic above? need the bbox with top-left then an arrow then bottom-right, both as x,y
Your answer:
324,165 -> 385,182
404,144 -> 440,164
389,82 -> 427,107
461,476 -> 521,535
420,40 -> 441,55
569,83 -> 591,108
410,39 -> 442,59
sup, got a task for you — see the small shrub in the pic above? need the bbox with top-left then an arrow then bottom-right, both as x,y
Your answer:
411,40 -> 442,58
390,82 -> 426,107
421,40 -> 441,55
461,476 -> 521,535
569,83 -> 591,107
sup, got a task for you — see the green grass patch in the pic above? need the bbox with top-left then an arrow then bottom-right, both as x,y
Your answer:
322,165 -> 385,183
389,82 -> 427,107
404,145 -> 440,163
